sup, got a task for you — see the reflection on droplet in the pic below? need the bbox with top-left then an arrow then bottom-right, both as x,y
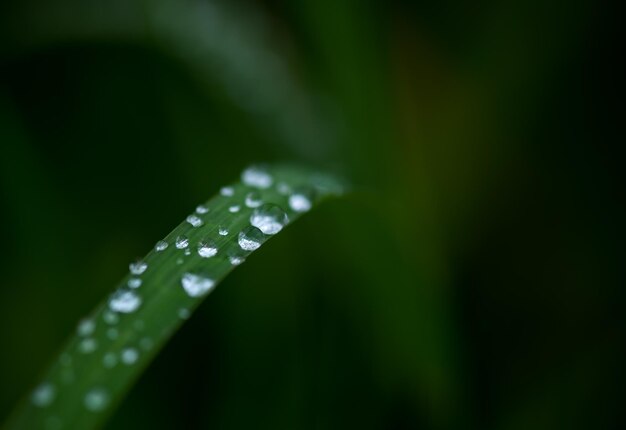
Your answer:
250,204 -> 288,235
103,353 -> 118,368
186,214 -> 204,227
245,191 -> 262,208
220,186 -> 234,196
109,290 -> 141,313
155,240 -> 169,252
128,278 -> 142,289
84,387 -> 109,412
79,338 -> 98,354
197,240 -> 218,258
196,204 -> 209,214
218,226 -> 229,236
181,273 -> 215,297
77,319 -> 95,336
229,205 -> 241,213
32,383 -> 55,407
238,226 -> 265,251
121,348 -> 139,365
129,261 -> 148,275
242,166 -> 273,189
175,235 -> 189,249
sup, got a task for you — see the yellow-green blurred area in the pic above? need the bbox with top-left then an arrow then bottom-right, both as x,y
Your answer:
0,0 -> 623,428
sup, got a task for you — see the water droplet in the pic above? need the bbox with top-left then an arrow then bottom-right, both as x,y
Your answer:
186,214 -> 204,227
228,205 -> 241,213
181,273 -> 215,297
250,204 -> 289,235
129,261 -> 147,275
289,191 -> 313,213
109,290 -> 141,313
32,383 -> 55,407
238,226 -> 265,251
84,387 -> 109,412
184,248 -> 191,256
106,328 -> 118,340
196,204 -> 209,214
121,348 -> 139,365
218,226 -> 229,236
155,240 -> 169,252
139,337 -> 153,350
220,186 -> 235,196
197,240 -> 218,258
178,308 -> 191,320
242,166 -> 273,189
103,353 -> 118,368
103,311 -> 119,325
175,235 -> 189,249
79,338 -> 98,354
128,278 -> 142,289
277,182 -> 292,195
245,191 -> 263,208
77,319 -> 95,336
176,258 -> 184,265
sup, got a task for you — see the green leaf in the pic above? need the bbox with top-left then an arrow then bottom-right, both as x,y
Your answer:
6,164 -> 345,430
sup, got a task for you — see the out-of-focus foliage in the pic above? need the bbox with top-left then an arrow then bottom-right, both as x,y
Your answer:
0,0 -> 623,429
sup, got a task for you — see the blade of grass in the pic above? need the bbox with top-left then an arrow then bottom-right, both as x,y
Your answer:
5,164 -> 345,430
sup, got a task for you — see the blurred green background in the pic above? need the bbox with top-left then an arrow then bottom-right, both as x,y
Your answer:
0,0 -> 623,428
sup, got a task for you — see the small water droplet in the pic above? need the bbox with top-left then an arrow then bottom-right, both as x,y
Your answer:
186,214 -> 204,227
139,337 -> 153,350
121,348 -> 139,365
277,182 -> 292,195
250,204 -> 289,235
103,353 -> 118,368
238,226 -> 265,251
184,248 -> 191,256
245,191 -> 263,208
129,261 -> 147,275
176,258 -> 184,265
178,308 -> 191,319
218,226 -> 229,236
79,338 -> 98,354
32,383 -> 55,407
128,278 -> 142,289
84,387 -> 109,412
77,319 -> 95,336
197,240 -> 218,258
155,240 -> 169,252
196,204 -> 209,214
220,186 -> 235,196
175,235 -> 189,249
109,290 -> 141,313
289,191 -> 313,213
107,328 -> 118,340
242,166 -> 273,189
103,311 -> 119,325
181,273 -> 215,297
229,205 -> 241,213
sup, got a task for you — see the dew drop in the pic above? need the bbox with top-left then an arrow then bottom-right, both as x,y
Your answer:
218,226 -> 229,236
84,387 -> 109,412
277,182 -> 292,195
250,204 -> 289,235
103,311 -> 119,325
178,308 -> 191,320
196,204 -> 209,214
175,235 -> 189,249
109,290 -> 141,313
228,205 -> 241,213
79,338 -> 98,354
184,248 -> 191,256
129,261 -> 147,275
245,191 -> 263,208
220,186 -> 235,196
32,383 -> 55,407
121,348 -> 139,365
102,353 -> 118,368
139,337 -> 153,350
128,278 -> 142,289
176,258 -> 184,265
186,214 -> 204,227
77,319 -> 95,336
289,192 -> 313,213
238,226 -> 265,251
197,240 -> 218,258
181,273 -> 215,297
242,166 -> 273,189
154,240 -> 169,252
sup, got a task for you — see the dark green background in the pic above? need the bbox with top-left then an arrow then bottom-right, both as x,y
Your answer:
0,0 -> 623,428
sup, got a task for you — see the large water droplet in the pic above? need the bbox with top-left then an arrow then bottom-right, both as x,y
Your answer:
245,191 -> 263,208
109,290 -> 141,313
84,388 -> 109,412
242,166 -> 273,189
197,240 -> 218,258
129,261 -> 147,275
32,383 -> 55,407
128,278 -> 142,289
196,204 -> 209,214
250,204 -> 289,235
155,240 -> 169,252
77,319 -> 95,336
220,186 -> 235,196
121,348 -> 139,365
175,235 -> 189,249
181,273 -> 215,297
238,226 -> 265,251
186,214 -> 204,227
79,338 -> 98,354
